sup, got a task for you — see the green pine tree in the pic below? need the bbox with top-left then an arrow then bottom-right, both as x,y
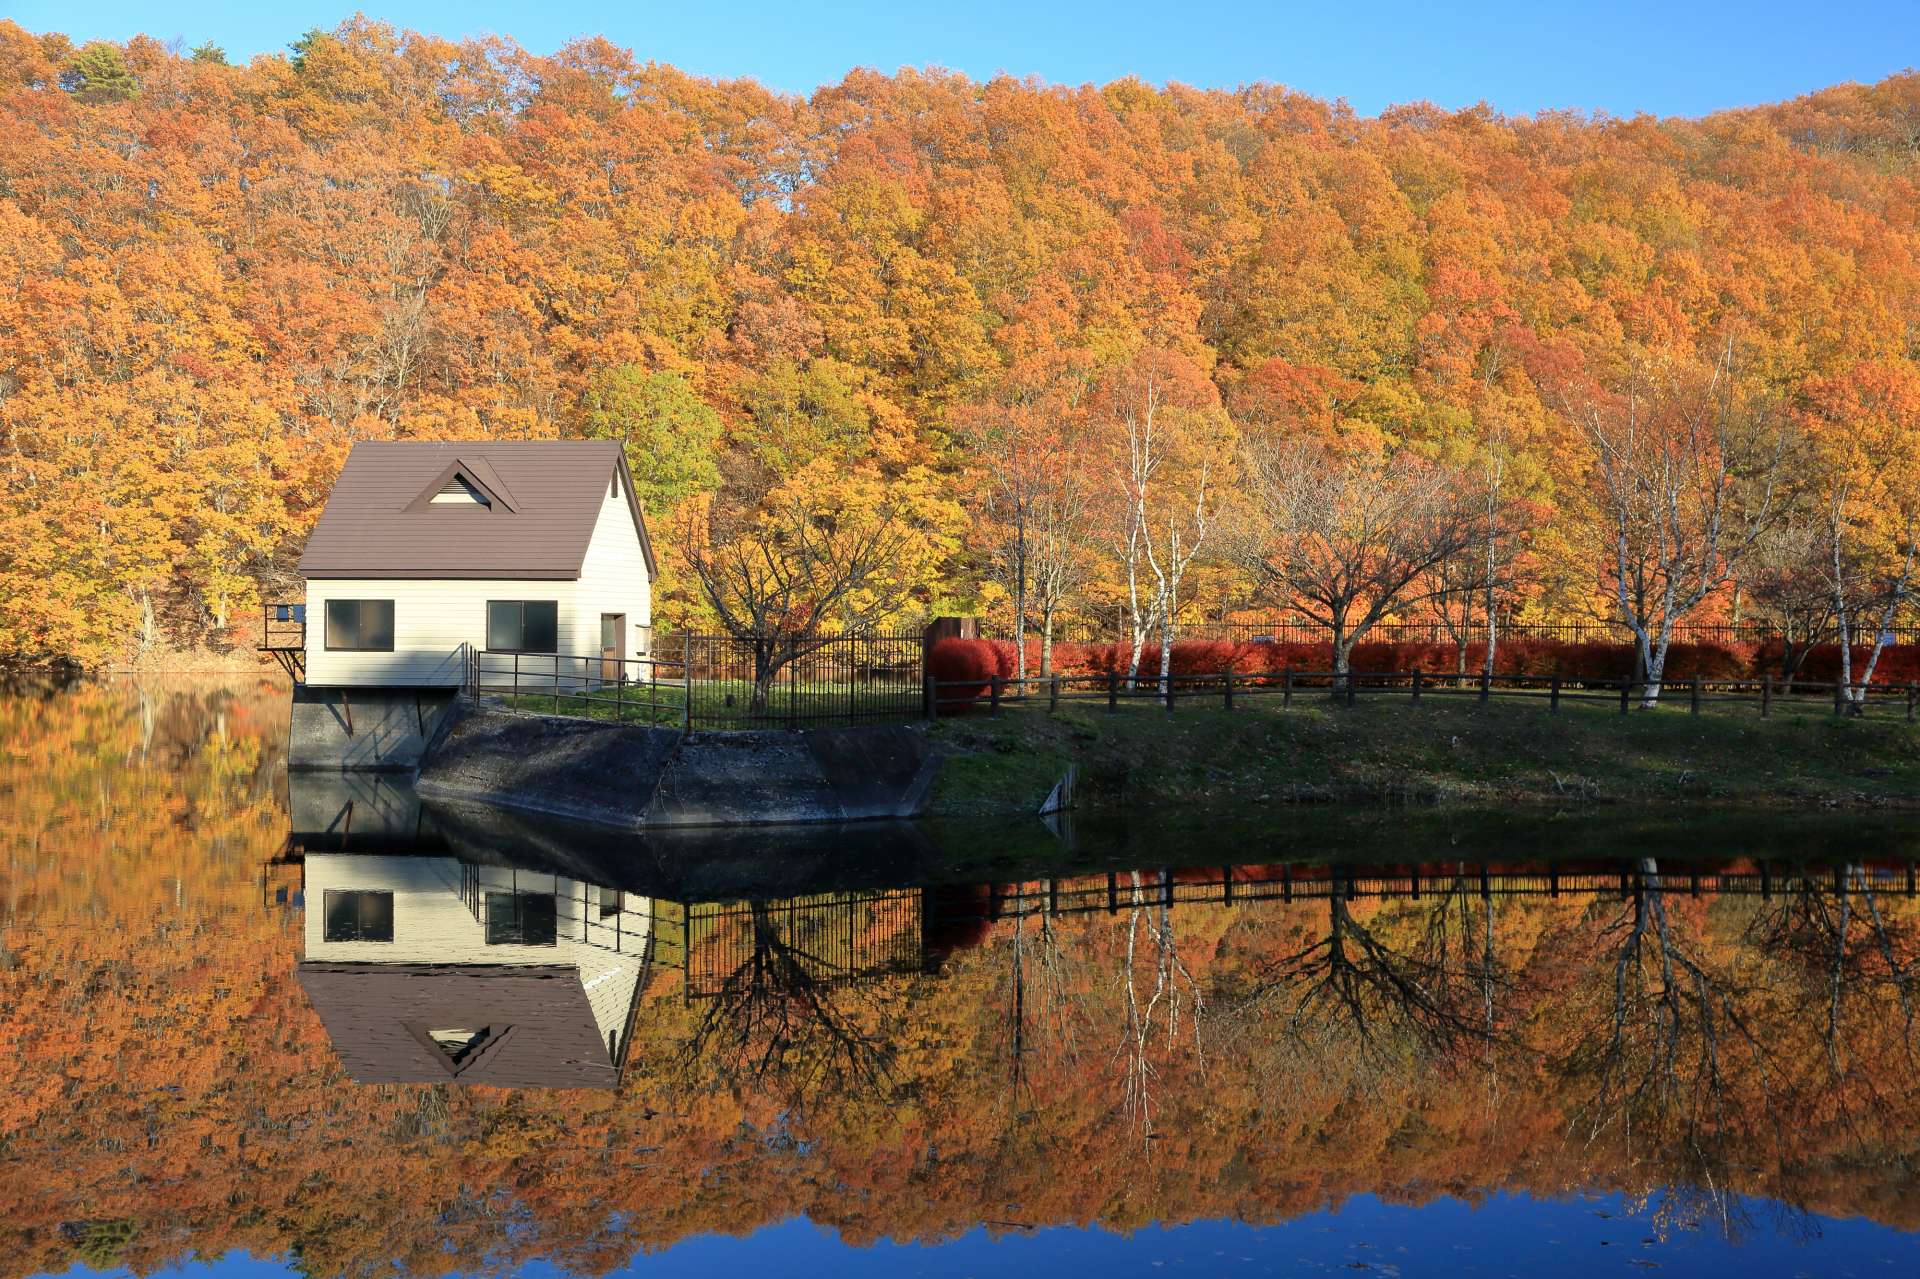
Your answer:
61,42 -> 138,101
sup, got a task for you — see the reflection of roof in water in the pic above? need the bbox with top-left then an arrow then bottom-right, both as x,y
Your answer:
296,963 -> 618,1089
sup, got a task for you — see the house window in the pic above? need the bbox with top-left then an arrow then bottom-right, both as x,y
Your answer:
323,600 -> 394,651
323,890 -> 394,942
485,892 -> 557,945
486,600 -> 558,653
598,885 -> 622,919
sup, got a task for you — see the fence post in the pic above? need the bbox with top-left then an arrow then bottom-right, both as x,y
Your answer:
1762,677 -> 1772,719
1283,667 -> 1294,708
1345,671 -> 1357,708
1223,669 -> 1234,711
1478,670 -> 1490,704
682,633 -> 693,732
1411,668 -> 1422,705
1908,682 -> 1916,723
924,672 -> 935,720
990,675 -> 1001,715
1834,679 -> 1845,717
1690,675 -> 1701,716
1107,670 -> 1118,714
1619,677 -> 1629,715
1550,673 -> 1561,715
1164,672 -> 1175,714
1050,673 -> 1061,713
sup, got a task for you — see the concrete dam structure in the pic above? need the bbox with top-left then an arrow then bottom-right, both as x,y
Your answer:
292,690 -> 944,829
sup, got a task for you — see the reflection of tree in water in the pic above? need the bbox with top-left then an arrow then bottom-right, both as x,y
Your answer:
1744,864 -> 1920,1080
1566,858 -> 1784,1198
387,1085 -> 454,1145
681,902 -> 895,1097
1006,904 -> 1081,1102
1114,871 -> 1205,1140
1232,869 -> 1508,1071
1638,1181 -> 1820,1250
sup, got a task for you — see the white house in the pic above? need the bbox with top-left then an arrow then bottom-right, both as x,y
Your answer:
296,440 -> 656,688
298,851 -> 655,1087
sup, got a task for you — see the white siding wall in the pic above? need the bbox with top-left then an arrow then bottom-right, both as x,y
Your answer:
304,855 -> 651,1050
573,481 -> 653,659
304,577 -> 582,687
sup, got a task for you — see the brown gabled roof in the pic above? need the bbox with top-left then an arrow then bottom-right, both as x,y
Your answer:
298,440 -> 657,580
297,962 -> 618,1088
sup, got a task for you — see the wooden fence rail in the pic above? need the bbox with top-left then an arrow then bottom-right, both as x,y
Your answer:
928,668 -> 1920,722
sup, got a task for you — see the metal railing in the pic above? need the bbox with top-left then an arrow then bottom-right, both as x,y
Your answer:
467,647 -> 691,727
260,602 -> 307,681
466,631 -> 925,730
261,602 -> 306,643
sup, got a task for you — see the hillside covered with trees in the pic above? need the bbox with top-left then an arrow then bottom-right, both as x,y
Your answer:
2,20 -> 1918,680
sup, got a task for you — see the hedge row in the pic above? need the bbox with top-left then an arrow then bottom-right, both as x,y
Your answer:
926,636 -> 1920,712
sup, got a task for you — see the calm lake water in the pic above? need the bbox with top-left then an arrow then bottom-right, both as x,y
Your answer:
8,677 -> 1920,1278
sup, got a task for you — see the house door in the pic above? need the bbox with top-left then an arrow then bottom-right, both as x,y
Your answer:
600,614 -> 624,682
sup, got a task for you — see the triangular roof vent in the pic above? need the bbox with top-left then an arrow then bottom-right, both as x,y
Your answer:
433,475 -> 490,507
404,456 -> 516,513
406,1021 -> 517,1076
428,1026 -> 495,1066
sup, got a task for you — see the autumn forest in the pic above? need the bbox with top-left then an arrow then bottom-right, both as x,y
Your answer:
2,20 -> 1919,690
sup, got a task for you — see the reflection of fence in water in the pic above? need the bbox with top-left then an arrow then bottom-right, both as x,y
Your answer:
646,859 -> 1920,1000
977,862 -> 1920,913
681,891 -> 926,997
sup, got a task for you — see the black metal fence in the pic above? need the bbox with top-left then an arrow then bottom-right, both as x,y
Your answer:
677,631 -> 923,728
934,668 -> 1920,721
466,631 -> 924,730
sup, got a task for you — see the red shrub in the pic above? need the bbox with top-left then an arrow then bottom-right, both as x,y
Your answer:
942,630 -> 1915,695
1782,644 -> 1920,685
926,638 -> 999,715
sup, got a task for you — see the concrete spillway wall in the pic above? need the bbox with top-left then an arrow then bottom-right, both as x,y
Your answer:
289,686 -> 462,772
411,698 -> 942,829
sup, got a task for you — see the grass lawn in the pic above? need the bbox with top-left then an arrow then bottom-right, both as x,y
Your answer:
925,685 -> 1920,818
486,679 -> 920,729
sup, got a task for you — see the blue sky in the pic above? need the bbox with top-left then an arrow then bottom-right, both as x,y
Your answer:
11,1 -> 1920,118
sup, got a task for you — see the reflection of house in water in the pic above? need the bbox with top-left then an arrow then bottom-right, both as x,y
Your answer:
286,776 -> 1920,1094
298,855 -> 655,1088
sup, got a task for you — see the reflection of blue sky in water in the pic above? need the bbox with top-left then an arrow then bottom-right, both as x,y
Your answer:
56,1192 -> 1920,1279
